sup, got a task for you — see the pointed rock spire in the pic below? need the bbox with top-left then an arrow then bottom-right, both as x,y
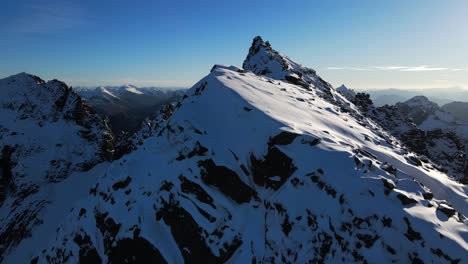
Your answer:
243,36 -> 334,99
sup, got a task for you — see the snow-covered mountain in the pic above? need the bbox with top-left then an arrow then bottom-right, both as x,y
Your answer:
443,101 -> 468,123
340,88 -> 468,183
2,38 -> 468,263
393,96 -> 468,181
76,85 -> 186,133
0,73 -> 114,261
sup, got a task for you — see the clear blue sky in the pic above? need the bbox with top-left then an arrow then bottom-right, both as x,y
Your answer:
1,0 -> 467,89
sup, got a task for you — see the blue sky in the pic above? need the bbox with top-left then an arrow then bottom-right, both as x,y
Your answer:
1,0 -> 467,89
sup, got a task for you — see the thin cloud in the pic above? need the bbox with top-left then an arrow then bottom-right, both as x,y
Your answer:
398,66 -> 447,72
327,66 -> 372,71
373,66 -> 410,71
326,65 -> 467,72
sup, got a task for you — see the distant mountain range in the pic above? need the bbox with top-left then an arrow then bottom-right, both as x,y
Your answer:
357,87 -> 468,106
75,85 -> 186,134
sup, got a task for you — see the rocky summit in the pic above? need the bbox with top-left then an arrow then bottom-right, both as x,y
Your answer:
1,37 -> 467,263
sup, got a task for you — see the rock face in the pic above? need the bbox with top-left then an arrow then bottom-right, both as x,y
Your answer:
2,38 -> 468,263
243,36 -> 335,100
0,73 -> 114,261
336,84 -> 356,101
345,92 -> 468,183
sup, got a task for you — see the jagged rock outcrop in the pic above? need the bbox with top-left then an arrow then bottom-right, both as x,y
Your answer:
243,36 -> 335,100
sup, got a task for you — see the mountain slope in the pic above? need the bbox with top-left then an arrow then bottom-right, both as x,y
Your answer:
442,101 -> 468,123
339,87 -> 468,183
0,73 -> 114,261
396,97 -> 468,182
20,38 -> 468,263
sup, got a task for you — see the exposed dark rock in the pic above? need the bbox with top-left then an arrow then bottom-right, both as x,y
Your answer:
0,200 -> 47,262
179,176 -> 215,208
284,74 -> 310,89
437,204 -> 457,218
199,159 -> 255,203
381,163 -> 397,175
430,247 -> 461,264
352,93 -> 373,112
194,82 -> 207,96
187,142 -> 208,158
112,176 -> 132,191
356,233 -> 379,248
268,131 -> 300,147
156,201 -> 241,263
301,138 -> 321,146
1,145 -> 16,202
95,210 -> 122,253
397,194 -> 418,206
281,214 -> 293,236
403,217 -> 422,241
79,208 -> 87,217
73,234 -> 102,264
422,192 -> 434,200
251,147 -> 297,190
108,237 -> 167,264
382,179 -> 395,195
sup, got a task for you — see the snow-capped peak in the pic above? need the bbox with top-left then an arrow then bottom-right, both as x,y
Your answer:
401,96 -> 439,111
336,84 -> 356,101
243,36 -> 335,100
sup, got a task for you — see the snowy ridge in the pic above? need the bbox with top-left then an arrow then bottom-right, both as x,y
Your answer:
398,98 -> 468,182
19,38 -> 468,263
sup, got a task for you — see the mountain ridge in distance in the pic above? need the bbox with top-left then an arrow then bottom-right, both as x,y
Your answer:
75,85 -> 187,134
358,87 -> 468,106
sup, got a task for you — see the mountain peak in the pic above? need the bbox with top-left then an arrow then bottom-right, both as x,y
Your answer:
252,35 -> 266,47
3,72 -> 45,85
336,84 -> 356,101
243,36 -> 287,77
243,36 -> 336,101
401,95 -> 439,111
